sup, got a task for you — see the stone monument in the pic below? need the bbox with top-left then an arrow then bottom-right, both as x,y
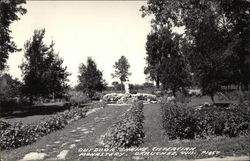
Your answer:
124,81 -> 130,93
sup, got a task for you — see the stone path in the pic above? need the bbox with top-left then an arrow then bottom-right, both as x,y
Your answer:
1,105 -> 130,161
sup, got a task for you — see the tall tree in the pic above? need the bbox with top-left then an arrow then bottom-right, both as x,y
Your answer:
43,42 -> 70,99
141,0 -> 250,101
20,29 -> 70,104
0,0 -> 26,71
160,32 -> 191,96
145,27 -> 191,96
111,56 -> 131,91
144,31 -> 162,88
77,57 -> 106,99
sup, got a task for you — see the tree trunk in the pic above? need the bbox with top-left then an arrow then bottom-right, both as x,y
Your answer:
29,95 -> 33,106
210,93 -> 215,104
156,76 -> 160,89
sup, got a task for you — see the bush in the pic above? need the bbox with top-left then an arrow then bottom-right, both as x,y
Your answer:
160,102 -> 249,140
91,92 -> 104,101
0,107 -> 88,150
69,91 -> 90,106
160,103 -> 197,139
99,101 -> 145,148
0,120 -> 11,130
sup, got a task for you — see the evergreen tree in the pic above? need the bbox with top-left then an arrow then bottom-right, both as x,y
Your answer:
111,56 -> 131,91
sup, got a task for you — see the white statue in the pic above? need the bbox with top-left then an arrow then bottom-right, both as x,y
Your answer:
124,81 -> 130,93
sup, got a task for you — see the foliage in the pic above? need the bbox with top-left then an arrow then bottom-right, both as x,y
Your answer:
0,120 -> 11,130
0,74 -> 23,113
102,93 -> 157,104
69,91 -> 90,107
0,0 -> 27,71
0,74 -> 22,100
99,101 -> 144,148
20,29 -> 70,104
111,56 -> 131,91
141,0 -> 250,101
0,107 -> 88,150
160,103 -> 197,139
160,101 -> 249,140
77,57 -> 106,99
145,27 -> 191,95
111,81 -> 122,91
103,93 -> 124,102
144,31 -> 162,88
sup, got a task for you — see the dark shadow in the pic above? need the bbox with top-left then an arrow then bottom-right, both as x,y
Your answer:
0,103 -> 71,119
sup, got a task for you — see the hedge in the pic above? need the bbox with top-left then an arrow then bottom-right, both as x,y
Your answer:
99,101 -> 145,148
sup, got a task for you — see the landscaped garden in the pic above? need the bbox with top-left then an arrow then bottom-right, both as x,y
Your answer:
0,91 -> 249,161
1,0 -> 249,161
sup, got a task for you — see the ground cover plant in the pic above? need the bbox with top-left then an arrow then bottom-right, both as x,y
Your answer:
160,100 -> 249,140
99,101 -> 145,148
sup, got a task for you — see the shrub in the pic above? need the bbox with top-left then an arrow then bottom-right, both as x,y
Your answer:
69,91 -> 90,106
91,92 -> 104,101
99,101 -> 145,148
160,102 -> 249,140
160,103 -> 197,139
0,120 -> 11,130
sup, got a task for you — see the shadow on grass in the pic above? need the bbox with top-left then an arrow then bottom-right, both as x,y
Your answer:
0,103 -> 71,119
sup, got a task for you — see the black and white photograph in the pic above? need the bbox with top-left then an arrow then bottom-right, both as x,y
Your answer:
0,0 -> 249,161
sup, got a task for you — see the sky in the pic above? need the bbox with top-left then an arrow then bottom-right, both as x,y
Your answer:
7,1 -> 153,86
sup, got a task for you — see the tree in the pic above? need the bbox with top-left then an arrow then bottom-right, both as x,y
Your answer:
111,81 -> 121,91
77,57 -> 106,99
144,31 -> 162,88
0,0 -> 27,71
20,29 -> 70,104
111,56 -> 131,91
141,0 -> 250,102
42,42 -> 70,100
145,27 -> 191,96
0,73 -> 22,102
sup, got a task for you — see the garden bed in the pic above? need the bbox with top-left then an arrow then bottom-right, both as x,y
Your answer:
99,101 -> 145,148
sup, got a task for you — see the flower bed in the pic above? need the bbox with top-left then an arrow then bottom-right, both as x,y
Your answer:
103,93 -> 157,104
160,101 -> 249,140
99,101 -> 145,148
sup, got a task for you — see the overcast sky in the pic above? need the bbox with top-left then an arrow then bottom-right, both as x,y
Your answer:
8,1 -> 153,86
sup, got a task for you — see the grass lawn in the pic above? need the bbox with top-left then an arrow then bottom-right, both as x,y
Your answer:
186,95 -> 238,107
0,102 -> 70,125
